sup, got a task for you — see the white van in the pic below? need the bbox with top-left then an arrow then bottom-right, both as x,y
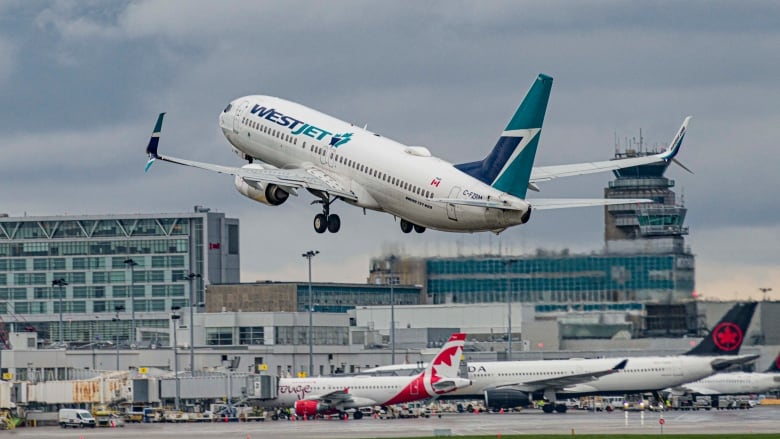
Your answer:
58,408 -> 96,428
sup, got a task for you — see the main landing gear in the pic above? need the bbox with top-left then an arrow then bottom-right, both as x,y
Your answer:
312,195 -> 340,234
400,219 -> 426,234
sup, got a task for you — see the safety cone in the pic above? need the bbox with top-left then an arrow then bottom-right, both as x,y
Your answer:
499,408 -> 504,415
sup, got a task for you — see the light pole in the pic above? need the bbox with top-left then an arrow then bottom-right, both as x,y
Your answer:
301,250 -> 319,377
124,258 -> 139,346
112,305 -> 125,370
386,256 -> 397,364
504,259 -> 515,360
759,287 -> 772,301
183,273 -> 201,376
171,306 -> 181,410
52,278 -> 68,346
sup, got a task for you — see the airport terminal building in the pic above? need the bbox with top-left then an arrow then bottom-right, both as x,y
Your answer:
0,206 -> 239,346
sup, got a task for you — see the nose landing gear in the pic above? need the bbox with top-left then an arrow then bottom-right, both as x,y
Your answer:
312,195 -> 341,234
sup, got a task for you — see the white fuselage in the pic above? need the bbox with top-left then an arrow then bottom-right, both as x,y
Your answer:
559,356 -> 719,395
448,356 -> 726,398
273,375 -> 427,410
679,372 -> 780,396
218,96 -> 530,232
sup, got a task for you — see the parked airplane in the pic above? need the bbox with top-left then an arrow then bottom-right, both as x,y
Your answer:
264,333 -> 469,419
145,74 -> 691,234
366,302 -> 758,413
669,351 -> 780,396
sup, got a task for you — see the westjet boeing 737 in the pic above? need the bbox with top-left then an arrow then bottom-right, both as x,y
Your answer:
145,74 -> 690,234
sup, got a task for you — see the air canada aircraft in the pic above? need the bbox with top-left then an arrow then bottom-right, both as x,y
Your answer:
669,351 -> 780,397
145,74 -> 691,234
263,333 -> 469,419
365,302 -> 758,413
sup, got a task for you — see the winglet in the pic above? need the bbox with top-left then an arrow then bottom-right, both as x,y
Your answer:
145,112 -> 166,172
612,359 -> 628,371
658,116 -> 691,161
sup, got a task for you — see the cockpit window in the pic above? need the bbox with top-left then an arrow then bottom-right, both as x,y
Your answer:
223,103 -> 232,113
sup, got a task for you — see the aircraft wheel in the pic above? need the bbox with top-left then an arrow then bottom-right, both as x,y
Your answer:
314,214 -> 328,233
327,214 -> 341,233
554,403 -> 567,413
353,410 -> 363,420
400,219 -> 413,233
542,404 -> 554,414
413,224 -> 426,233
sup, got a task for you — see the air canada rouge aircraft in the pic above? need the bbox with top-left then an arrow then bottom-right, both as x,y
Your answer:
267,333 -> 469,419
365,302 -> 758,413
145,74 -> 691,234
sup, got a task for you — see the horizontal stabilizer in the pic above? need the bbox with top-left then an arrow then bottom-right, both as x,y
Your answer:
710,354 -> 759,371
529,198 -> 652,210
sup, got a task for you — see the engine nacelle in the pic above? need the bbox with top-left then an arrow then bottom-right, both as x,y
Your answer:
234,165 -> 289,206
294,399 -> 331,417
483,389 -> 532,411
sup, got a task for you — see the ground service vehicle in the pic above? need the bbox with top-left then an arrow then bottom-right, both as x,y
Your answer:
58,408 -> 96,428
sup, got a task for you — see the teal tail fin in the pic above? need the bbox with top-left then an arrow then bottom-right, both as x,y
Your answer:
454,74 -> 553,198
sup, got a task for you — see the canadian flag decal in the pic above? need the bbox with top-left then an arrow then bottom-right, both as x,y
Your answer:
430,177 -> 441,187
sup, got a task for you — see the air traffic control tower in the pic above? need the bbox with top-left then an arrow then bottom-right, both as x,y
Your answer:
603,143 -> 695,303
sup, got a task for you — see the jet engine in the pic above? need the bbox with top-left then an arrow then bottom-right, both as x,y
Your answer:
233,164 -> 289,206
483,389 -> 532,411
294,399 -> 330,417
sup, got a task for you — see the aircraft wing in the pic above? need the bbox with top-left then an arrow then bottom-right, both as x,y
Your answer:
307,389 -> 354,403
149,154 -> 357,201
496,359 -> 628,393
529,198 -> 652,210
144,113 -> 357,201
530,117 -> 691,184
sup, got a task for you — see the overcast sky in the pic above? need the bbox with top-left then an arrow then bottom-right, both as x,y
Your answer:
1,1 -> 778,301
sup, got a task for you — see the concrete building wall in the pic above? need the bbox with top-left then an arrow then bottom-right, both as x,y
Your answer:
353,303 -> 525,336
205,283 -> 297,312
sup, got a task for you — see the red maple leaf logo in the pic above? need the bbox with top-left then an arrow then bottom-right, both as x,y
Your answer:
712,322 -> 743,351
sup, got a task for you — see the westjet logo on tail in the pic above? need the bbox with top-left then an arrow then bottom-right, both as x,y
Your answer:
250,105 -> 353,147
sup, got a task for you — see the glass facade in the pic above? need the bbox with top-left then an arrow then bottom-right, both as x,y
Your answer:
275,326 -> 349,346
426,253 -> 694,305
0,210 -> 238,344
295,284 -> 422,313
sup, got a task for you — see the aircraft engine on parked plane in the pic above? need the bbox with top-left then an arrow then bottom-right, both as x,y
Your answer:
234,164 -> 289,206
483,388 -> 532,411
294,399 -> 330,417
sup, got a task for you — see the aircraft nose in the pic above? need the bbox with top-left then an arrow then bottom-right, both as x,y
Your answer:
219,101 -> 235,132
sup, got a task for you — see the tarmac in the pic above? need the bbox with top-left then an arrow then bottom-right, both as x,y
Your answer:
9,406 -> 780,438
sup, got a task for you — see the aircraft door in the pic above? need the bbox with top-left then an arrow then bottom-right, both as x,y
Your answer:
327,150 -> 337,168
233,101 -> 250,134
446,186 -> 460,221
